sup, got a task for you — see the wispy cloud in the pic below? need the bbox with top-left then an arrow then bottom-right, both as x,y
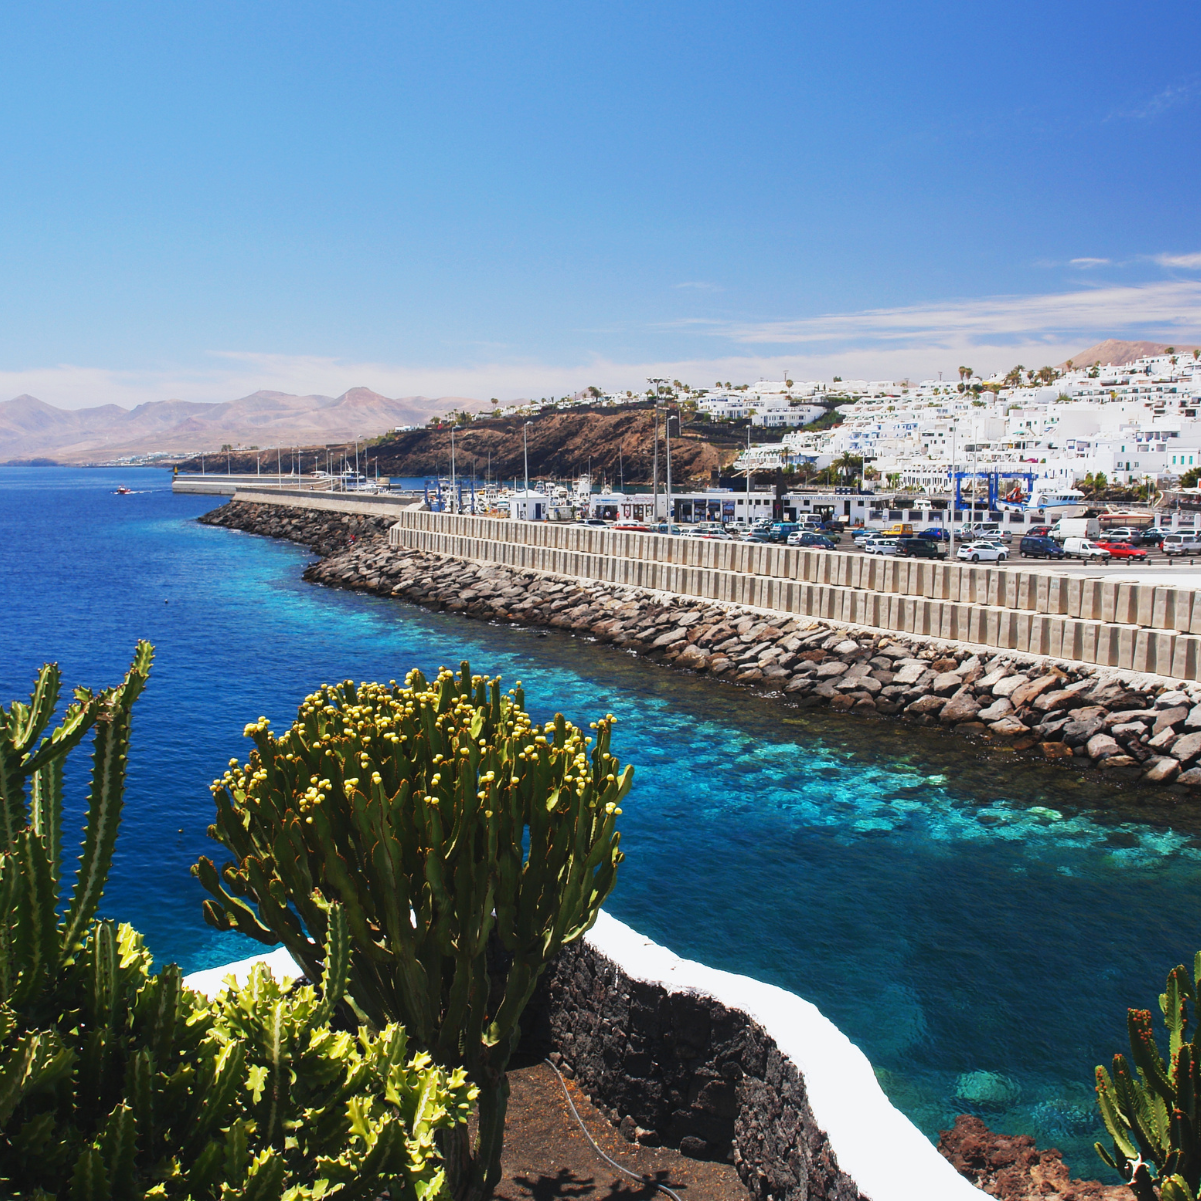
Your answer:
1154,252 -> 1201,269
703,280 -> 1201,348
1107,77 -> 1200,121
673,281 -> 722,291
9,277 -> 1201,413
1069,257 -> 1110,268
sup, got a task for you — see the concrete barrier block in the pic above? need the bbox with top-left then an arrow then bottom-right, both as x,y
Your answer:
1132,628 -> 1155,674
1137,585 -> 1156,629
1116,625 -> 1136,671
1172,635 -> 1200,681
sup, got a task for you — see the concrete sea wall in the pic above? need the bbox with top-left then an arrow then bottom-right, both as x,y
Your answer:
197,498 -> 1201,788
384,507 -> 1201,681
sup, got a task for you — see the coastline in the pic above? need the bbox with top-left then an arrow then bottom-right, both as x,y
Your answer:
198,500 -> 1201,792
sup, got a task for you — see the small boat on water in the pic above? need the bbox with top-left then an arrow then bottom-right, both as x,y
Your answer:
114,485 -> 132,495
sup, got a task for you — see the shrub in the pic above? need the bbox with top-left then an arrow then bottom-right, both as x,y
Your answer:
0,645 -> 471,1200
196,663 -> 631,1201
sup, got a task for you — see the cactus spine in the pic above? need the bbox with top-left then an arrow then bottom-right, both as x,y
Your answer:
197,662 -> 631,1201
1096,952 -> 1201,1200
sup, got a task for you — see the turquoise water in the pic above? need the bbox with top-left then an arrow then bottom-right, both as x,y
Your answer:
3,465 -> 1197,1173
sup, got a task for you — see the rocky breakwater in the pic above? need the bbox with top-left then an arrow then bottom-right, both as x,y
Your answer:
203,501 -> 1201,791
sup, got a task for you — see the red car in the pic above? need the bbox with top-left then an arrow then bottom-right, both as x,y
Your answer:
1096,540 -> 1148,562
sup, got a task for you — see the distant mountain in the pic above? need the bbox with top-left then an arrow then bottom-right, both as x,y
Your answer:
0,388 -> 486,462
1057,340 -> 1201,370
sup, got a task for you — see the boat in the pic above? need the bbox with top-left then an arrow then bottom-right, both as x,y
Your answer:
1098,506 -> 1157,529
998,486 -> 1088,519
114,485 -> 132,495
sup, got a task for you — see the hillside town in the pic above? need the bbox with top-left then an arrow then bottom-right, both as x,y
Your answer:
469,349 -> 1201,499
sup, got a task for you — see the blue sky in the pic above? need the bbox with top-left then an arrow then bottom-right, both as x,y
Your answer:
2,0 -> 1199,407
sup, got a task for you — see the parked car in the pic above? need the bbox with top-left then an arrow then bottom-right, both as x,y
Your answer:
1025,525 -> 1052,538
850,527 -> 876,542
1100,526 -> 1140,543
962,522 -> 1012,542
1019,536 -> 1066,560
862,537 -> 901,556
786,531 -> 838,549
612,522 -> 653,532
651,523 -> 685,536
1137,527 -> 1167,547
1062,538 -> 1112,562
917,527 -> 950,541
956,541 -> 1009,563
766,522 -> 801,543
1162,533 -> 1201,557
1096,540 -> 1148,563
897,537 -> 946,559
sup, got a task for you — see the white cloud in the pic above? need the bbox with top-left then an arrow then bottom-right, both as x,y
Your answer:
1069,257 -> 1110,268
708,279 -> 1201,347
1154,252 -> 1201,269
672,281 -> 723,291
7,277 -> 1201,413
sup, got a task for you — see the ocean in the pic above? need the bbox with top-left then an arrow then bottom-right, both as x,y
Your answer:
3,463 -> 1196,1173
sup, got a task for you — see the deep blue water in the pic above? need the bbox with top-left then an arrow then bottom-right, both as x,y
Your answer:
3,465 -> 1199,1173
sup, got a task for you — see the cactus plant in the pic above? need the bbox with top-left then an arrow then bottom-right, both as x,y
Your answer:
1,646 -> 473,1200
196,662 -> 631,1201
1096,951 -> 1201,1201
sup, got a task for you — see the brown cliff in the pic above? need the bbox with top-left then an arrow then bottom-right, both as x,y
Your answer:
177,405 -> 780,486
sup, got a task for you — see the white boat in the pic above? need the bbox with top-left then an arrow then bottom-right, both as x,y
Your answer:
999,486 -> 1088,519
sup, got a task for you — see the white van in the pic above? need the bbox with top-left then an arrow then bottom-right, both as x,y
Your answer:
1051,518 -> 1100,543
1163,533 -> 1201,557
1063,538 -> 1111,562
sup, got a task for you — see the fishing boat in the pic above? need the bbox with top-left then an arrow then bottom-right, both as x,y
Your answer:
114,485 -> 132,495
998,485 -> 1088,518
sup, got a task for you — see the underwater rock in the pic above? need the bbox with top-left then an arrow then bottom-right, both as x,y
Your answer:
955,1070 -> 1021,1109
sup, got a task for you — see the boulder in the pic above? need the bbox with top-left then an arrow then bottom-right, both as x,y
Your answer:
1185,704 -> 1201,730
976,666 -> 1011,690
940,694 -> 982,725
932,671 -> 963,695
652,627 -> 688,648
906,695 -> 948,716
977,698 -> 1014,722
1179,767 -> 1201,787
1153,706 -> 1190,735
992,674 -> 1029,698
815,661 -> 849,678
1062,716 -> 1104,747
1099,755 -> 1138,770
1086,733 -> 1124,761
1156,690 -> 1191,710
1147,727 -> 1180,752
892,663 -> 929,686
829,694 -> 855,711
1041,742 -> 1075,760
1171,732 -> 1201,765
832,639 -> 860,656
1031,678 -> 1094,713
1144,757 -> 1182,784
1009,672 -> 1066,709
989,717 -> 1030,736
930,657 -> 959,673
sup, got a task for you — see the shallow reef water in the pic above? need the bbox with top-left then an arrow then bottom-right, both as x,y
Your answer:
3,465 -> 1199,1177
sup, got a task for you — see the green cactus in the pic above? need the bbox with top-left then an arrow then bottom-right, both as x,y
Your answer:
1096,952 -> 1201,1201
196,662 -> 631,1201
1,646 -> 472,1200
